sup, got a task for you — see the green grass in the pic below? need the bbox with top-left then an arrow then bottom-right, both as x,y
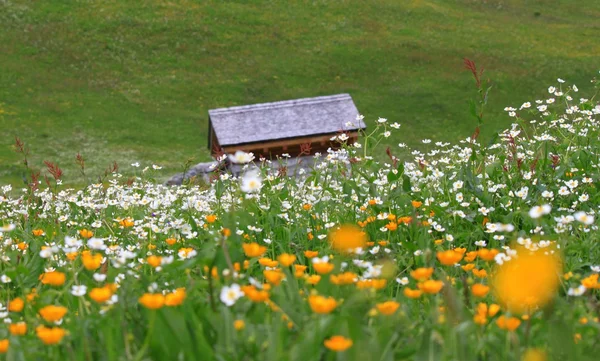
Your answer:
1,0 -> 599,186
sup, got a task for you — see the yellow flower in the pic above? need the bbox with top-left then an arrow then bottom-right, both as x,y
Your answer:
39,305 -> 68,322
410,267 -> 434,281
234,320 -> 245,331
9,322 -> 27,336
165,288 -> 186,307
79,229 -> 94,238
324,335 -> 353,352
89,286 -> 114,303
82,252 -> 103,270
471,283 -> 490,298
328,224 -> 367,252
403,288 -> 422,299
376,301 -> 400,315
8,297 -> 24,312
139,293 -> 165,310
243,243 -> 267,258
0,339 -> 8,354
308,295 -> 338,314
436,250 -> 463,266
418,280 -> 444,294
277,253 -> 296,267
40,271 -> 66,286
492,247 -> 562,314
522,348 -> 547,361
36,326 -> 66,345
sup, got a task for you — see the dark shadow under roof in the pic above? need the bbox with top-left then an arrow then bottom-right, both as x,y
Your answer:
208,94 -> 365,146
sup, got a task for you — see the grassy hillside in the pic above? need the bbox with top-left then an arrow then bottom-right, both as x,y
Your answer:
1,0 -> 599,186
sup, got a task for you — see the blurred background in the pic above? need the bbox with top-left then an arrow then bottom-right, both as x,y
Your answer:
1,0 -> 599,186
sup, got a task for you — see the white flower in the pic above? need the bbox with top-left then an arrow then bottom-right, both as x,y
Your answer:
0,224 -> 15,233
377,117 -> 387,123
574,211 -> 594,225
93,273 -> 107,282
229,151 -> 255,164
87,238 -> 107,250
240,171 -> 262,193
71,285 -> 87,297
396,277 -> 409,285
220,284 -> 243,306
528,204 -> 551,219
567,285 -> 586,296
591,266 -> 600,273
1,275 -> 11,283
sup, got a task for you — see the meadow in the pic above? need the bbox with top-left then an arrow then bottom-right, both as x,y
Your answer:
1,75 -> 600,360
2,0 -> 600,185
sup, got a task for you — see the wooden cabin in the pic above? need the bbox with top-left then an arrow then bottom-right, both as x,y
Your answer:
207,94 -> 365,159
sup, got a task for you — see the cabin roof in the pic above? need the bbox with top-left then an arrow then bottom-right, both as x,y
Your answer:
208,93 -> 365,147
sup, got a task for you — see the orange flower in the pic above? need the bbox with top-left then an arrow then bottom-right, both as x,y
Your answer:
165,288 -> 187,306
376,301 -> 400,315
398,216 -> 413,225
277,253 -> 296,267
477,248 -> 499,261
471,284 -> 490,297
496,315 -> 521,331
0,339 -> 8,354
9,322 -> 27,336
308,295 -> 338,314
17,242 -> 28,251
79,229 -> 93,238
403,288 -> 422,299
264,270 -> 285,286
492,247 -> 562,314
165,237 -> 177,246
461,263 -> 475,272
436,250 -> 463,266
418,280 -> 444,294
410,267 -> 434,281
32,229 -> 44,237
40,271 -> 66,286
385,222 -> 398,231
305,275 -> 322,285
35,326 -> 66,345
221,228 -> 231,237
328,224 -> 367,252
488,303 -> 501,317
411,200 -> 422,208
464,251 -> 478,262
294,265 -> 307,277
243,243 -> 267,258
233,320 -> 245,330
241,285 -> 270,302
39,305 -> 68,322
8,297 -> 24,312
119,218 -> 134,227
324,335 -> 353,352
330,272 -> 357,285
522,348 -> 547,361
472,269 -> 488,278
205,214 -> 217,223
82,252 -> 103,270
356,279 -> 387,290
303,203 -> 312,211
258,258 -> 278,267
139,293 -> 165,309
313,262 -> 335,275
581,274 -> 600,289
147,255 -> 162,268
89,286 -> 114,303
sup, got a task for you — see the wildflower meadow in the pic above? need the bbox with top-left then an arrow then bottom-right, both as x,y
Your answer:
2,74 -> 600,360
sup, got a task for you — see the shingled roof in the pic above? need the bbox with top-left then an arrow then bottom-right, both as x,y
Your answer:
208,93 -> 365,147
